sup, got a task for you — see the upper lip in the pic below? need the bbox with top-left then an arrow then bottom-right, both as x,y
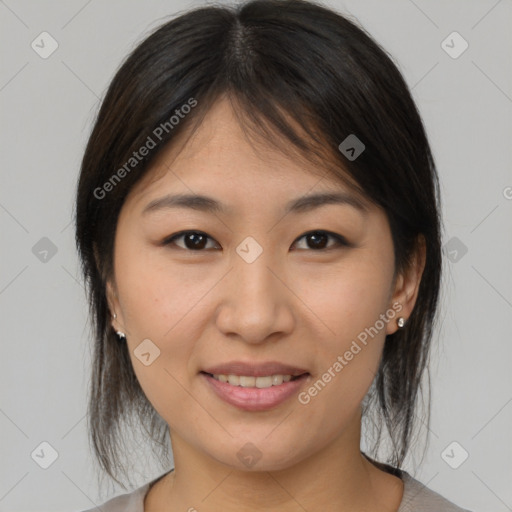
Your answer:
201,361 -> 309,377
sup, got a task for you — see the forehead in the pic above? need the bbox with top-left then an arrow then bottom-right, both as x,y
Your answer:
127,96 -> 368,210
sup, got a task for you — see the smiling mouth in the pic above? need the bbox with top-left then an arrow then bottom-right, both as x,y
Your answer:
200,371 -> 308,388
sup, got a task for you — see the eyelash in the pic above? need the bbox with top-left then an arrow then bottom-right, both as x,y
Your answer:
161,230 -> 351,252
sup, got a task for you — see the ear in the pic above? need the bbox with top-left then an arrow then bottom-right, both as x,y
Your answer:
106,278 -> 125,334
386,235 -> 426,335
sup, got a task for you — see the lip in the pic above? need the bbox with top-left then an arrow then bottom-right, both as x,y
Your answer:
201,361 -> 309,377
201,372 -> 310,411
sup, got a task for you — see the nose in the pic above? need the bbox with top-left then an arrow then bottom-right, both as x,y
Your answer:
214,246 -> 295,345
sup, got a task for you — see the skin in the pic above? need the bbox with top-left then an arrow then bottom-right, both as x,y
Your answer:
107,96 -> 426,512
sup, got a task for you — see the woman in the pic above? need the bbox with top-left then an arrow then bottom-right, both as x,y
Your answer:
75,0 -> 473,510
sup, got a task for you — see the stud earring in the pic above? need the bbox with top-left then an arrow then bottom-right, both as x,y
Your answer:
112,312 -> 125,340
397,317 -> 406,328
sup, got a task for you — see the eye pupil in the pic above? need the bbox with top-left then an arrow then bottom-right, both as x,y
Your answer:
308,232 -> 328,249
185,233 -> 207,249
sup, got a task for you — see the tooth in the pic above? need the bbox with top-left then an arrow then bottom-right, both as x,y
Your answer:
272,375 -> 284,385
212,374 -> 297,386
239,376 -> 256,387
228,375 -> 240,386
255,376 -> 273,388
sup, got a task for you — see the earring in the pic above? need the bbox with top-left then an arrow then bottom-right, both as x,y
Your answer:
397,317 -> 406,328
112,312 -> 125,340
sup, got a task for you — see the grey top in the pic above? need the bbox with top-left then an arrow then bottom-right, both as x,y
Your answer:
80,467 -> 473,512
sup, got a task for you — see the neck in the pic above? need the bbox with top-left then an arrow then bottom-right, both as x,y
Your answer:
145,412 -> 403,512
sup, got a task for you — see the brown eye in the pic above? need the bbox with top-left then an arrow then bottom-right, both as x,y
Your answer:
293,230 -> 350,251
163,231 -> 219,251
162,229 -> 350,252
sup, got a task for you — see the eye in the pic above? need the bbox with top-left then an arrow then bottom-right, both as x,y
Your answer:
292,230 -> 350,251
162,230 -> 350,252
162,230 -> 220,251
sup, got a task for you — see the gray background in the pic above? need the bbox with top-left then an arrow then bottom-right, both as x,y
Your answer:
1,0 -> 511,511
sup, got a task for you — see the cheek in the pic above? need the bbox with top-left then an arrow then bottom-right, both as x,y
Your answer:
292,265 -> 392,438
115,237 -> 203,338
293,253 -> 394,419
115,251 -> 203,424
114,241 -> 219,400
298,255 -> 393,344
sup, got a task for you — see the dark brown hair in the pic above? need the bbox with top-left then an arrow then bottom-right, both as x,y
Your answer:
75,0 -> 442,489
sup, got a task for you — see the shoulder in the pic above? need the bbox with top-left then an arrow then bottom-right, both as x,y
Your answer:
78,483 -> 149,512
399,471 -> 473,512
77,472 -> 167,512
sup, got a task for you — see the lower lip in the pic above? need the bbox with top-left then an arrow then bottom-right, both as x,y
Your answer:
201,372 -> 310,411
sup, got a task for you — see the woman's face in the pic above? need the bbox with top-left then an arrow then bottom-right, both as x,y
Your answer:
108,97 -> 422,471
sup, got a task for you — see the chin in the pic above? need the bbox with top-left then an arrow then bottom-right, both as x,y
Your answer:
202,435 -> 306,473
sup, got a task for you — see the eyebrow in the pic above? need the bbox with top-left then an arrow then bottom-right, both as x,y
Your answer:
142,191 -> 368,216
